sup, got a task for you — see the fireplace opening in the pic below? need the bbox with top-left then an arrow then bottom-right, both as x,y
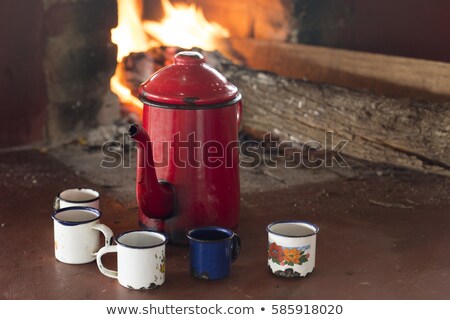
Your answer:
0,0 -> 448,175
102,0 -> 450,178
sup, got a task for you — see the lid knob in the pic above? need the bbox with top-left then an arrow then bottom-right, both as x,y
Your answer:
174,51 -> 204,65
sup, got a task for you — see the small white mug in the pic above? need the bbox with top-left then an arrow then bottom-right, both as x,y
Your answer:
267,220 -> 319,278
96,230 -> 168,290
52,207 -> 113,264
54,188 -> 100,210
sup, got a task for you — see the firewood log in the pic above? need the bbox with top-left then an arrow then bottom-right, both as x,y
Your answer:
203,51 -> 450,176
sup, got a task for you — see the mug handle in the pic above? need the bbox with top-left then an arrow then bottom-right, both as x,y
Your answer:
96,245 -> 118,279
231,233 -> 241,263
91,223 -> 114,255
53,197 -> 60,210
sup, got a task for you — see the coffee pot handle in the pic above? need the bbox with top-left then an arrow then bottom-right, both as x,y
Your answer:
96,245 -> 118,279
231,233 -> 241,263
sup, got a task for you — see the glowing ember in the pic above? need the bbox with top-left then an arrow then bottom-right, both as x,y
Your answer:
110,0 -> 230,114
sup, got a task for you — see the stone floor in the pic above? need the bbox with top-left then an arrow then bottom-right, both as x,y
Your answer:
0,146 -> 449,299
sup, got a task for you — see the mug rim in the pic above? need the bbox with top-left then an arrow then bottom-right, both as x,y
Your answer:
57,187 -> 100,203
187,226 -> 235,243
52,206 -> 101,226
115,230 -> 168,249
267,220 -> 319,238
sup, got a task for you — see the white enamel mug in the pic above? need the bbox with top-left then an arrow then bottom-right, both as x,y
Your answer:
267,220 -> 319,278
54,188 -> 100,210
96,230 -> 168,290
52,207 -> 113,264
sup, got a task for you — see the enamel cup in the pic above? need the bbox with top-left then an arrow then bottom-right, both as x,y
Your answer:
96,230 -> 168,290
54,188 -> 100,210
267,220 -> 319,278
187,226 -> 241,280
52,207 -> 113,264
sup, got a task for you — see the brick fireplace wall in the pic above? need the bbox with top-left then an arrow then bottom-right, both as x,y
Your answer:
43,0 -> 119,145
0,0 -> 119,148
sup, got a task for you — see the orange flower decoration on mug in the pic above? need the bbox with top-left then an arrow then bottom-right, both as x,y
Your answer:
268,242 -> 310,266
283,248 -> 301,264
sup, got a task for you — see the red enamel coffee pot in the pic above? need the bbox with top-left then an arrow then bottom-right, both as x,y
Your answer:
129,51 -> 242,245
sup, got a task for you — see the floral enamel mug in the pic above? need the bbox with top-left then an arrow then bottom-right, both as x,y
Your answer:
267,220 -> 319,278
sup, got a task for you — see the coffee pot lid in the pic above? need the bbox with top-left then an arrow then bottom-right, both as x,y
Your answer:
138,51 -> 240,109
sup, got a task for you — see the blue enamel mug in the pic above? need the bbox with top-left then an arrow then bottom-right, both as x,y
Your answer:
187,226 -> 241,280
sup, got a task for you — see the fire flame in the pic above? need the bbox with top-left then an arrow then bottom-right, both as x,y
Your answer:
112,0 -> 154,61
143,0 -> 229,51
110,0 -> 230,114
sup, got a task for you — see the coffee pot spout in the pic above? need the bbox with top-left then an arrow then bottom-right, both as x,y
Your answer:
128,124 -> 174,219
